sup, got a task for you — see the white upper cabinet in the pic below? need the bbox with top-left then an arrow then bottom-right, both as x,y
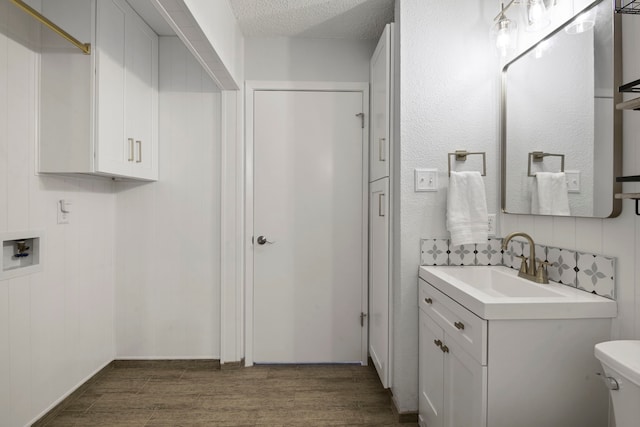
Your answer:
369,23 -> 392,182
39,0 -> 158,181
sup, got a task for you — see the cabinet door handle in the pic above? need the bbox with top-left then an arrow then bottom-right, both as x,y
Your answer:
424,297 -> 433,304
441,345 -> 449,353
378,193 -> 385,217
433,339 -> 442,348
379,137 -> 386,162
454,321 -> 465,330
128,138 -> 134,162
136,140 -> 142,163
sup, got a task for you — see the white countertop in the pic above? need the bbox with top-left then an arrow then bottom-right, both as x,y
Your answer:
419,265 -> 617,320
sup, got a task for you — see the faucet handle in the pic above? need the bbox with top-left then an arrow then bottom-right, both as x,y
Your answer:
535,260 -> 550,284
516,255 -> 528,274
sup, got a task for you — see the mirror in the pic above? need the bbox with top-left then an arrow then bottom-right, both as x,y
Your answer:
501,0 -> 621,218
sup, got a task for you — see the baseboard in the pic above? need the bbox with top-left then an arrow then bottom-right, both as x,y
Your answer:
390,390 -> 419,424
221,358 -> 245,370
31,360 -> 115,427
113,359 -> 221,369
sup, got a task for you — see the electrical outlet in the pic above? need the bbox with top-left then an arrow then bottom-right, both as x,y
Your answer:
487,214 -> 497,236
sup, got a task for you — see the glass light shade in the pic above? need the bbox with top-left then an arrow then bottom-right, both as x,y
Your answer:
526,0 -> 550,31
565,9 -> 595,34
492,15 -> 518,57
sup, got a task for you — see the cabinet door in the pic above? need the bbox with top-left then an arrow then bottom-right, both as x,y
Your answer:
95,0 -> 128,177
369,178 -> 390,387
124,3 -> 158,180
443,337 -> 487,427
369,24 -> 392,182
419,310 -> 445,427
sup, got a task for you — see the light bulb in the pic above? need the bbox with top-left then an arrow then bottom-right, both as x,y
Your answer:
526,0 -> 550,31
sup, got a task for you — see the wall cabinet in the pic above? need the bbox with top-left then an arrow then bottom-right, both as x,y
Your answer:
368,23 -> 394,388
370,23 -> 392,181
418,278 -> 611,427
39,0 -> 158,181
369,177 -> 390,387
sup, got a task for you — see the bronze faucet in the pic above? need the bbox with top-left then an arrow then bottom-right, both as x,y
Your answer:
501,232 -> 549,284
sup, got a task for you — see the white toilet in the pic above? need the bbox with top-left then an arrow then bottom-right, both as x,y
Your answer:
594,340 -> 640,427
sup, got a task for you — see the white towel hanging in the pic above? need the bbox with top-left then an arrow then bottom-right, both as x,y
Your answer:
446,171 -> 488,247
531,172 -> 570,216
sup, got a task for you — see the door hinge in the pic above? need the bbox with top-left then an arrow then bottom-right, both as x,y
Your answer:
355,112 -> 364,129
360,312 -> 368,327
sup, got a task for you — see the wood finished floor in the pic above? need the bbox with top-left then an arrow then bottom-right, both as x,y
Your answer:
39,362 -> 415,427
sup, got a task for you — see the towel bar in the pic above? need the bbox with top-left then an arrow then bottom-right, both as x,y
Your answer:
527,151 -> 565,177
448,150 -> 486,177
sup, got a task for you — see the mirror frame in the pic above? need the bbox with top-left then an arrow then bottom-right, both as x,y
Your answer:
500,0 -> 622,218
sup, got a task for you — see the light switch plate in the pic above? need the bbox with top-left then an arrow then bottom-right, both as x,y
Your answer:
415,168 -> 438,192
565,170 -> 580,193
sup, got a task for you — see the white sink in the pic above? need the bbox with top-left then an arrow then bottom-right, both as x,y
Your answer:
419,265 -> 617,320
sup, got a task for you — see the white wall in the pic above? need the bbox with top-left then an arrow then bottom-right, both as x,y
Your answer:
115,36 -> 222,359
0,2 -> 116,425
244,36 -> 375,82
393,0 -> 499,413
182,0 -> 244,87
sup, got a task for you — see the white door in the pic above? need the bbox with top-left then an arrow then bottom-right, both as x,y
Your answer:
253,90 -> 366,363
369,177 -> 389,386
420,310 -> 445,427
370,24 -> 392,181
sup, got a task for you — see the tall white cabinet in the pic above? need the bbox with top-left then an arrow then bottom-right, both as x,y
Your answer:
39,0 -> 158,181
369,23 -> 394,389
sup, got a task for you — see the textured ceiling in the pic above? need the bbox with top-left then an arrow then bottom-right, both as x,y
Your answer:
228,0 -> 394,40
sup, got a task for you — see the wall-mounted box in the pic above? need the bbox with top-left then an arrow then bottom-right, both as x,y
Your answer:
1,231 -> 43,280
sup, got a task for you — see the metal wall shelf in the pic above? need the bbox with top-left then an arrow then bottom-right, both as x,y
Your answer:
616,0 -> 640,14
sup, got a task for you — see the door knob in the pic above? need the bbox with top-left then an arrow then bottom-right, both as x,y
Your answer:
256,236 -> 274,245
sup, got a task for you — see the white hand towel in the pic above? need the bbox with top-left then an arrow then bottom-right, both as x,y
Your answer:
446,171 -> 488,247
531,172 -> 570,216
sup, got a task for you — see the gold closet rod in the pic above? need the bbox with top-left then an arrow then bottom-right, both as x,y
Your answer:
10,0 -> 91,55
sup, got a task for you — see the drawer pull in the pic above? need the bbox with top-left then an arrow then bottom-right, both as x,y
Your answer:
454,321 -> 465,330
441,345 -> 449,353
424,297 -> 433,304
433,339 -> 442,348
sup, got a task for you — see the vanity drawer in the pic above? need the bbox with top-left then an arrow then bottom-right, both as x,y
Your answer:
419,279 -> 487,365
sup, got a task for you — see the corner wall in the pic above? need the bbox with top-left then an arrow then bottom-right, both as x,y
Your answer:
114,37 -> 222,359
244,36 -> 376,82
393,0 -> 499,412
0,2 -> 116,425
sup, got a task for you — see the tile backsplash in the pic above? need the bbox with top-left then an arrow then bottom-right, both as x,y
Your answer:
420,238 -> 616,299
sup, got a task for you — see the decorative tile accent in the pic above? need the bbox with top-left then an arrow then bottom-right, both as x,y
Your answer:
503,238 -> 524,270
576,253 -> 615,299
420,239 -> 449,266
419,238 -> 616,300
546,247 -> 577,286
475,239 -> 503,265
448,243 -> 475,266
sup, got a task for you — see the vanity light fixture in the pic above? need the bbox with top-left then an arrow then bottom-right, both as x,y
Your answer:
565,0 -> 595,34
526,0 -> 551,31
492,2 -> 519,57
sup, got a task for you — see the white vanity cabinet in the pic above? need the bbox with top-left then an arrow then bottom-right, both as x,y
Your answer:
419,280 -> 487,427
418,276 -> 612,427
39,0 -> 158,181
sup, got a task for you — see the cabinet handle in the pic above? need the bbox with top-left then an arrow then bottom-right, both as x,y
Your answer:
424,297 -> 433,304
128,138 -> 134,162
433,339 -> 442,348
441,345 -> 449,353
136,140 -> 142,163
454,321 -> 465,330
379,138 -> 386,161
378,193 -> 385,217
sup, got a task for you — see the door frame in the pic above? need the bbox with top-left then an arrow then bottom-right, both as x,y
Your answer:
244,81 -> 370,366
